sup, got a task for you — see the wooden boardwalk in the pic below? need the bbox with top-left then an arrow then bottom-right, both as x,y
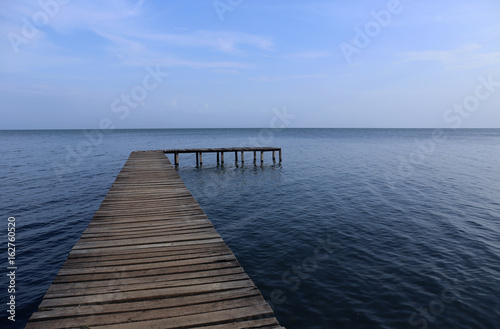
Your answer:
160,147 -> 282,166
26,151 -> 283,329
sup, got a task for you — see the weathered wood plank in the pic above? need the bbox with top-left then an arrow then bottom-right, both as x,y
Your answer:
26,151 -> 282,328
89,304 -> 275,329
46,267 -> 245,293
28,287 -> 261,322
52,260 -> 241,284
44,273 -> 251,298
27,296 -> 267,328
56,254 -> 237,276
39,279 -> 258,309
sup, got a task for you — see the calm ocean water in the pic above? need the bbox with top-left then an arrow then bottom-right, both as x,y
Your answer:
1,128 -> 499,329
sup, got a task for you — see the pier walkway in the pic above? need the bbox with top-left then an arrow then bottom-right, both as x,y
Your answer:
26,151 -> 283,328
160,147 -> 282,166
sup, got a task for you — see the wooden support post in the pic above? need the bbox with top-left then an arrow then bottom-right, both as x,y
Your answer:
160,148 -> 282,167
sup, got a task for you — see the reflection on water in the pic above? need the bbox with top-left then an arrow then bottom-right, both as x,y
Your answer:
1,128 -> 499,329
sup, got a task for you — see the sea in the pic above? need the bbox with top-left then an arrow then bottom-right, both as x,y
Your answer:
1,128 -> 499,329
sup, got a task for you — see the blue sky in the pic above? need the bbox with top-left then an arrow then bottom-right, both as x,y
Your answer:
1,0 -> 499,129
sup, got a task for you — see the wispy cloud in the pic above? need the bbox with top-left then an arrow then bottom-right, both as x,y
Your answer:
91,29 -> 272,69
250,73 -> 326,82
131,30 -> 273,55
1,0 -> 272,71
399,44 -> 500,70
146,58 -> 252,70
56,0 -> 273,63
210,69 -> 241,75
285,51 -> 332,59
47,0 -> 146,31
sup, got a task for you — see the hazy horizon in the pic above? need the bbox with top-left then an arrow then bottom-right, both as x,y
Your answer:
1,127 -> 500,131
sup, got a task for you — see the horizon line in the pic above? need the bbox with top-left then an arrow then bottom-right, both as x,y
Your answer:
1,127 -> 499,131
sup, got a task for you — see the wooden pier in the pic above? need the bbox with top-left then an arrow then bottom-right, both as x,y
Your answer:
161,147 -> 282,167
26,151 -> 283,328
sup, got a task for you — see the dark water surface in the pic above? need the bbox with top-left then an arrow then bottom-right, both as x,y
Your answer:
1,129 -> 499,328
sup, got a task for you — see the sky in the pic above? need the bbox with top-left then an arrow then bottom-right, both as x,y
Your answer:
1,0 -> 499,129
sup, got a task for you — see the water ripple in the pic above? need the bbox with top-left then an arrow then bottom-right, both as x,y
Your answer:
1,129 -> 499,329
